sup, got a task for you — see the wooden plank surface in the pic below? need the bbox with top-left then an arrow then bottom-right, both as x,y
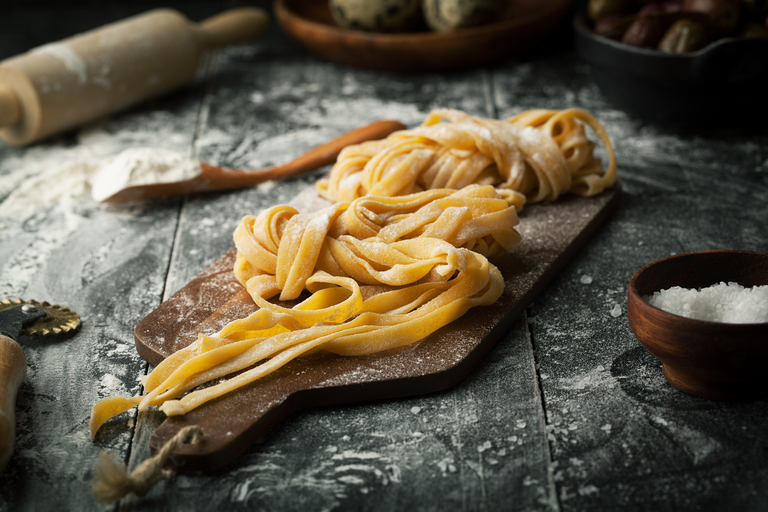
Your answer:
1,1 -> 767,511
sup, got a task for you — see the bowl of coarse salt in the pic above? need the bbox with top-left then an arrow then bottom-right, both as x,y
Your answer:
627,250 -> 768,401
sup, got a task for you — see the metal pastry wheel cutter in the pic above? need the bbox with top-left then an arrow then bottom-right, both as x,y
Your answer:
0,299 -> 80,472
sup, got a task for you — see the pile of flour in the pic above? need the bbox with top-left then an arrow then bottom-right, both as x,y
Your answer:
0,147 -> 202,214
90,148 -> 202,201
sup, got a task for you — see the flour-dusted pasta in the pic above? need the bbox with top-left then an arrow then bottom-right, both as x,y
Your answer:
317,108 -> 616,206
89,185 -> 519,436
90,107 -> 618,438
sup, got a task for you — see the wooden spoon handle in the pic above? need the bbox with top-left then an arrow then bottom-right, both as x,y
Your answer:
276,119 -> 407,176
0,334 -> 26,472
100,119 -> 407,203
206,119 -> 407,188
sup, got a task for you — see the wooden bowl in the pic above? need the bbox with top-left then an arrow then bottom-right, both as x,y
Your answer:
627,250 -> 768,401
274,0 -> 573,73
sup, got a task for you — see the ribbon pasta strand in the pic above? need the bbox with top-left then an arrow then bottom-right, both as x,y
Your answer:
90,108 -> 617,439
89,185 -> 520,437
316,108 -> 616,206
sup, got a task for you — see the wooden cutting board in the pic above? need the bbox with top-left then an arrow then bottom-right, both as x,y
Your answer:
134,185 -> 621,473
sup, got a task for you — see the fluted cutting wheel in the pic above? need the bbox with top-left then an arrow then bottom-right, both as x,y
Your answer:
0,298 -> 81,336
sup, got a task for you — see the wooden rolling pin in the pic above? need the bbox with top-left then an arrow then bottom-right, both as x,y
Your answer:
0,7 -> 269,146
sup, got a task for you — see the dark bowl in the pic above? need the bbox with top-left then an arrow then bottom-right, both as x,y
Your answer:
627,250 -> 768,400
574,10 -> 768,130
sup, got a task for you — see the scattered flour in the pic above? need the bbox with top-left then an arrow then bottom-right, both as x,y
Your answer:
32,42 -> 89,85
99,373 -> 125,395
287,183 -> 333,212
646,282 -> 768,323
0,159 -> 99,214
0,147 -> 201,213
578,484 -> 600,496
436,457 -> 457,474
90,147 -> 202,201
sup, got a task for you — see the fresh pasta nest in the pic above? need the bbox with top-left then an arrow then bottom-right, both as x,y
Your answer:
90,108 -> 616,438
90,185 -> 519,436
317,108 -> 616,206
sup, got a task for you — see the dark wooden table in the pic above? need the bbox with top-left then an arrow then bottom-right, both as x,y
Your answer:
1,1 -> 767,511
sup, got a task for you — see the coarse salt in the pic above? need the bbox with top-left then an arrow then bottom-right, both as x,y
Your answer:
645,282 -> 768,323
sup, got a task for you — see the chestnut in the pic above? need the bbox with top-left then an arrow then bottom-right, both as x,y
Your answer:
594,14 -> 635,39
640,2 -> 667,12
640,1 -> 684,12
588,0 -> 634,21
658,18 -> 709,52
683,0 -> 741,33
622,13 -> 669,46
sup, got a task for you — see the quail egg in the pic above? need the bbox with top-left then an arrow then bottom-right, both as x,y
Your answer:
422,0 -> 506,32
330,0 -> 423,32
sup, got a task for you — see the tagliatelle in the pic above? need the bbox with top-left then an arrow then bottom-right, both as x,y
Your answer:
89,107 -> 619,440
317,108 -> 616,206
89,185 -> 519,437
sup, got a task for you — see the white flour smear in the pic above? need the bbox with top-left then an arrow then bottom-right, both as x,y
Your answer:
32,42 -> 89,85
0,144 -> 203,300
90,147 -> 202,201
0,159 -> 99,215
0,147 -> 201,214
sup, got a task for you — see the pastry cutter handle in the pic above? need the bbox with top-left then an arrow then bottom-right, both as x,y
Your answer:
0,333 -> 26,472
0,304 -> 46,472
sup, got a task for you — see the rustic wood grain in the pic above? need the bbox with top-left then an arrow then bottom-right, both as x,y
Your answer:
1,1 -> 768,511
135,189 -> 619,473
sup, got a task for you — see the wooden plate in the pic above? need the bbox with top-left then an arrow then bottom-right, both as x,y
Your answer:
134,185 -> 620,473
274,0 -> 574,72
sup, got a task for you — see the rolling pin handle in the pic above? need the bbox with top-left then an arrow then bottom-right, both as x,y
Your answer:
0,333 -> 26,472
195,7 -> 270,50
0,84 -> 20,128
